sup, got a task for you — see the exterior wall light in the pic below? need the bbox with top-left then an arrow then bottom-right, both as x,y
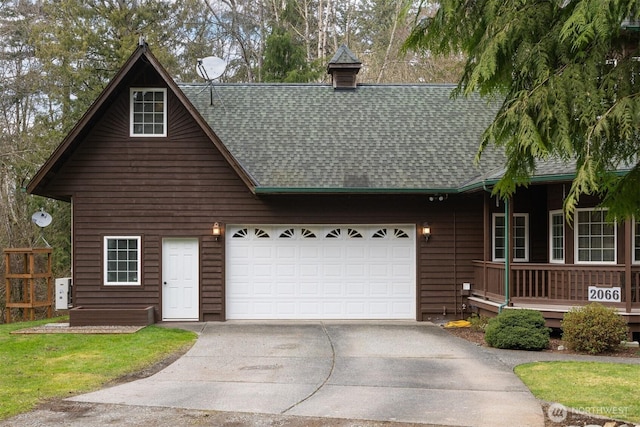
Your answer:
212,222 -> 222,241
422,223 -> 431,241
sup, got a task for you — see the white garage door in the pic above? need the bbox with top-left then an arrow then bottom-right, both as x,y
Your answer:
226,225 -> 416,319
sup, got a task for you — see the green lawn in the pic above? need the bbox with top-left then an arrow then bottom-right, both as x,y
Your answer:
0,318 -> 197,420
516,361 -> 640,423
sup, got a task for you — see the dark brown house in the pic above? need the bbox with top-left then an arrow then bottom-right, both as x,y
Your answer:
27,44 -> 640,334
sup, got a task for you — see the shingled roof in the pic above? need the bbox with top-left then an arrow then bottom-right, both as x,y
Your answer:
180,82 -> 505,193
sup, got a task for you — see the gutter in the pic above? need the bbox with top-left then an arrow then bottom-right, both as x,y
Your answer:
254,187 -> 458,195
459,168 -> 631,194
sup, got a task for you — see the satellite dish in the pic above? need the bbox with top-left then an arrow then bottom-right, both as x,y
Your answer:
196,56 -> 227,81
32,209 -> 52,228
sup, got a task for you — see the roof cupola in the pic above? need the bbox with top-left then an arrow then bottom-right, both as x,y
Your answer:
327,45 -> 362,90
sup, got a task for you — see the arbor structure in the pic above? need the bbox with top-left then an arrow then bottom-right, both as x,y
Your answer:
405,0 -> 640,219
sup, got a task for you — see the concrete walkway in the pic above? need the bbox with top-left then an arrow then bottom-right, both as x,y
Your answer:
70,321 -> 544,426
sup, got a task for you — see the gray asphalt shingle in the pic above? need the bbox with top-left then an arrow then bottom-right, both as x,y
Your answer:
180,83 -> 506,191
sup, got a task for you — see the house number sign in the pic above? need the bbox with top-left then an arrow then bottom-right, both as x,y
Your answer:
588,286 -> 621,303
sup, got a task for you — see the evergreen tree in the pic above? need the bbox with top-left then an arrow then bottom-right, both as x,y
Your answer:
405,0 -> 640,219
263,27 -> 321,82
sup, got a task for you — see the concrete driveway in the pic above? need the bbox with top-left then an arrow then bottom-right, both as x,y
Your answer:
70,321 -> 544,427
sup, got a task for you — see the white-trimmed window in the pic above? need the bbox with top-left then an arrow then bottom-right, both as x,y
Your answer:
493,213 -> 529,262
104,236 -> 141,285
634,218 -> 640,264
549,210 -> 565,263
130,88 -> 167,137
575,208 -> 616,264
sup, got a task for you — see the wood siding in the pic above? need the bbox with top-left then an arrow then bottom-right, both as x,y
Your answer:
41,75 -> 487,322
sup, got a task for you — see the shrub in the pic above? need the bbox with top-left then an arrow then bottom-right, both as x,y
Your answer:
561,303 -> 629,355
484,309 -> 550,351
468,313 -> 490,332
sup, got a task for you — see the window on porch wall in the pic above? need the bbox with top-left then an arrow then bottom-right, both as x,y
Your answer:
634,219 -> 640,263
492,213 -> 529,262
549,210 -> 564,263
575,208 -> 615,264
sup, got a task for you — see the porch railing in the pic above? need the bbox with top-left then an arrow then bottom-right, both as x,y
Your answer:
472,261 -> 640,309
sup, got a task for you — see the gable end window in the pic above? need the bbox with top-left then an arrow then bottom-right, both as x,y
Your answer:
104,236 -> 141,286
130,88 -> 167,137
492,213 -> 529,262
575,208 -> 616,264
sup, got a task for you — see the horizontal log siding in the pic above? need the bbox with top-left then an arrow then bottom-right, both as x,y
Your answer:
41,77 -> 486,321
418,199 -> 483,319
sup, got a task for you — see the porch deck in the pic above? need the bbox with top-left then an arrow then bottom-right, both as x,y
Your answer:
470,261 -> 640,332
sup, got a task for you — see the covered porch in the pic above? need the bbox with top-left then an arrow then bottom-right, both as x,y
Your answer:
469,261 -> 640,332
467,186 -> 640,335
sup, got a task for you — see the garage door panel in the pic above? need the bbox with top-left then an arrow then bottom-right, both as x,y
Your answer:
346,264 -> 365,276
299,283 -> 319,295
323,301 -> 342,315
253,282 -> 272,295
253,246 -> 273,258
346,246 -> 365,258
300,301 -> 321,315
300,246 -> 319,258
277,264 -> 295,276
323,282 -> 343,295
346,282 -> 365,295
226,225 -> 415,319
370,264 -> 390,276
370,282 -> 390,295
323,264 -> 342,276
393,282 -> 412,295
392,246 -> 412,258
323,246 -> 342,258
370,247 -> 389,259
277,302 -> 296,315
277,282 -> 295,295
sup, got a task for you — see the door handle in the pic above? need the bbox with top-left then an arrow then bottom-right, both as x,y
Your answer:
163,281 -> 167,285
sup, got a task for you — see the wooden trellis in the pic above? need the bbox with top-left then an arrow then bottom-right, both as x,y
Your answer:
4,248 -> 53,323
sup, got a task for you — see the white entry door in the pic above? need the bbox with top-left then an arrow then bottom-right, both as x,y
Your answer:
162,238 -> 199,321
226,225 -> 416,319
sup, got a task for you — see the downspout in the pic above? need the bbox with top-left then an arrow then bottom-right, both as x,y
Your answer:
483,183 -> 510,313
453,210 -> 457,317
499,197 -> 510,313
482,183 -> 512,314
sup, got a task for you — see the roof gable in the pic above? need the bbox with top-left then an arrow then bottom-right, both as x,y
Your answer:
27,44 -> 256,200
28,43 -> 607,201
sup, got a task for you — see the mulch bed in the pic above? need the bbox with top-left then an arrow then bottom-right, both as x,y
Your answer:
445,326 -> 639,358
445,326 -> 639,427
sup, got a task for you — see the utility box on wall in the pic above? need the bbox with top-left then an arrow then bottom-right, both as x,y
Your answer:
55,277 -> 72,310
461,282 -> 472,296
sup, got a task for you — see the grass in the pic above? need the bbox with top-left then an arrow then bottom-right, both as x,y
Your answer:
0,318 -> 197,420
516,361 -> 640,423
